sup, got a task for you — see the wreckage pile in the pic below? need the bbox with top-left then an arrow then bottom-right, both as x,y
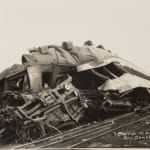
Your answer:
0,41 -> 150,144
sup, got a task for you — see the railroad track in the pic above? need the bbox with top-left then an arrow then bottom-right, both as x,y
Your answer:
15,107 -> 150,149
15,112 -> 134,149
70,114 -> 150,148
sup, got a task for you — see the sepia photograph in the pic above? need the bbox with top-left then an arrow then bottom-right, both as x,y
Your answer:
0,0 -> 150,149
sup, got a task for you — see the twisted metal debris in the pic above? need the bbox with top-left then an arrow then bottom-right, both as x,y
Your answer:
0,41 -> 150,145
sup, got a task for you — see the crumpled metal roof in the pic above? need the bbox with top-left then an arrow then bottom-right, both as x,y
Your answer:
0,64 -> 26,80
22,45 -> 114,66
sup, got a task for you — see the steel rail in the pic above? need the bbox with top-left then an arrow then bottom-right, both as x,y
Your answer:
41,122 -> 112,148
70,113 -> 150,148
15,112 -> 134,149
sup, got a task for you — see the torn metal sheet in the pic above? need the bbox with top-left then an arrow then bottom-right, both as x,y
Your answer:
76,56 -> 150,78
98,73 -> 150,93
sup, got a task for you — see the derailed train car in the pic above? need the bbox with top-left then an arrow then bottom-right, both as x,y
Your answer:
0,41 -> 150,143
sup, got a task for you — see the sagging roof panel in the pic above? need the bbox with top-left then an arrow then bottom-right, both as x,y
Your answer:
22,45 -> 114,66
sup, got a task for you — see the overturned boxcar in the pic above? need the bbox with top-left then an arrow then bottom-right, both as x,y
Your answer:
0,41 -> 150,144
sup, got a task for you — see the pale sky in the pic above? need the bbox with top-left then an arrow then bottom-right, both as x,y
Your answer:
0,0 -> 150,72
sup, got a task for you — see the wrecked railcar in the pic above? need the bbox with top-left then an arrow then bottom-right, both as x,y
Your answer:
0,41 -> 150,144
